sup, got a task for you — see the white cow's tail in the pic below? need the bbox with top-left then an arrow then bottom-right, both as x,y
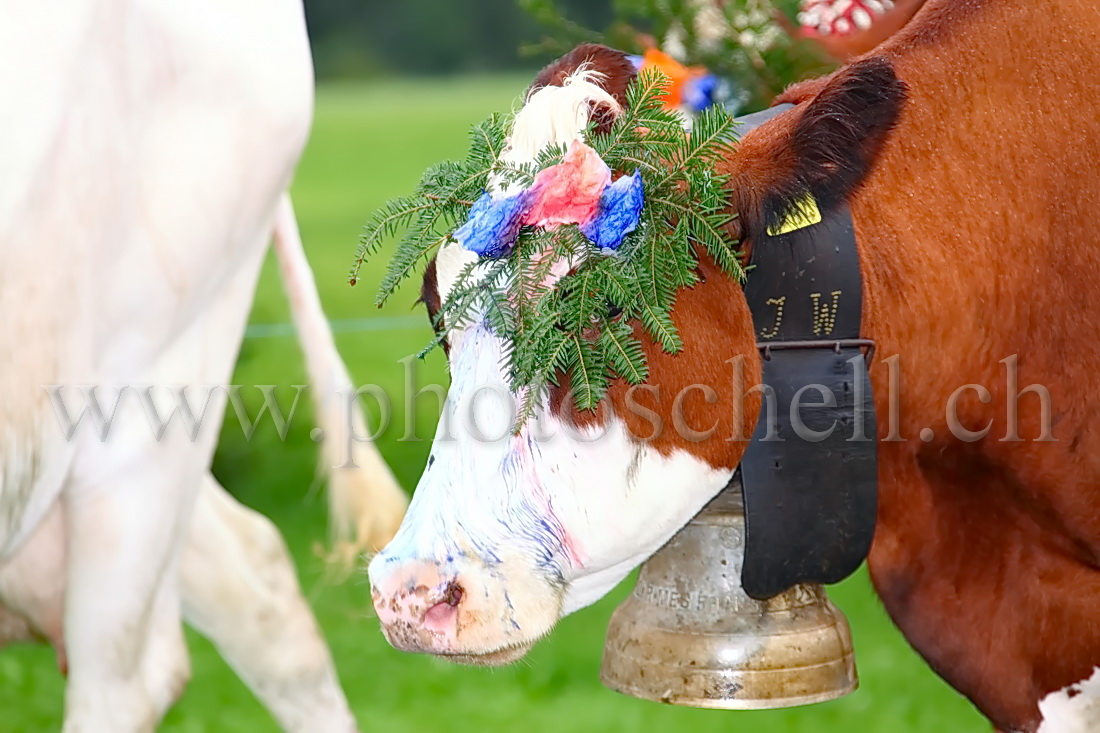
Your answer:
272,193 -> 408,568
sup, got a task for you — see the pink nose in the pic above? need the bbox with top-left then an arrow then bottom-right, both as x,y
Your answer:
370,551 -> 562,665
370,561 -> 466,654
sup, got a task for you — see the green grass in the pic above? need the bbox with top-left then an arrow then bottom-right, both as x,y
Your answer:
0,76 -> 986,732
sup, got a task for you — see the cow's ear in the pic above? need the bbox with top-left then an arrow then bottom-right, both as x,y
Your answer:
529,44 -> 637,132
730,56 -> 908,242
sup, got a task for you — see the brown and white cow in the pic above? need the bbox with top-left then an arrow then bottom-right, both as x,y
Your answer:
369,0 -> 1100,730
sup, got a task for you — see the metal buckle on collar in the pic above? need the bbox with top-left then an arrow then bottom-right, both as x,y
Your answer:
758,338 -> 876,365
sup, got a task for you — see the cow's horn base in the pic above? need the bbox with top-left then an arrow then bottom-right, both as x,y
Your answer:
599,484 -> 858,709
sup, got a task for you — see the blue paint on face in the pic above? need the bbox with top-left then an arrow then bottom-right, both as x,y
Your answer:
503,518 -> 557,568
374,321 -> 581,589
499,448 -> 523,477
492,440 -> 573,571
470,537 -> 502,565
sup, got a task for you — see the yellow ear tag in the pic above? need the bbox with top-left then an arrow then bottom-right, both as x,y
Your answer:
767,193 -> 822,236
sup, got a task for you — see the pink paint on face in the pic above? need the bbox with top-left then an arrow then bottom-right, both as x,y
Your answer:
509,432 -> 588,568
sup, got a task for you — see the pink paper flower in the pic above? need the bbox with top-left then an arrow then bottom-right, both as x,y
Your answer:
523,140 -> 611,228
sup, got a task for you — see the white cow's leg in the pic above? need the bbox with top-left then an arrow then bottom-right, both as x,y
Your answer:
0,498 -> 190,705
0,498 -> 67,668
140,574 -> 191,716
181,474 -> 357,733
61,460 -> 197,733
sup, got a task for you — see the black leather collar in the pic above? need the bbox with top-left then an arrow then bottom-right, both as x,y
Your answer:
725,104 -> 879,600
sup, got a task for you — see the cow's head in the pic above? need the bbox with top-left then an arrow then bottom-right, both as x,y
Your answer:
368,44 -> 905,665
795,0 -> 927,59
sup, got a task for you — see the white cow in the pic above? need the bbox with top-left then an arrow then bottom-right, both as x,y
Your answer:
0,1 -> 406,730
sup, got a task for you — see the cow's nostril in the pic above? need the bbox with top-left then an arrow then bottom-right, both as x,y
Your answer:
443,581 -> 464,608
422,581 -> 464,633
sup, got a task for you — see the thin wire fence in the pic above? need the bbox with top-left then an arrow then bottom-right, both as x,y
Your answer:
243,314 -> 426,339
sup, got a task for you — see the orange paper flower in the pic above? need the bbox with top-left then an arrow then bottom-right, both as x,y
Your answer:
635,47 -> 714,111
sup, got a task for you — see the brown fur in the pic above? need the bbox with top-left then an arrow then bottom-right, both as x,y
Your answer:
850,1 -> 1100,727
419,257 -> 448,356
736,0 -> 1100,728
530,43 -> 637,106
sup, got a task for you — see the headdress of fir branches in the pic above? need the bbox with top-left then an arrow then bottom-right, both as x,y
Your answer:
350,69 -> 743,425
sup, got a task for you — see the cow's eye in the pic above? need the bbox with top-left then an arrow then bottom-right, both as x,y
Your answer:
607,301 -> 623,320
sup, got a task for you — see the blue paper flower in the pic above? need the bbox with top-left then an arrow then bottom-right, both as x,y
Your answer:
453,190 -> 530,257
683,73 -> 720,113
581,170 -> 644,250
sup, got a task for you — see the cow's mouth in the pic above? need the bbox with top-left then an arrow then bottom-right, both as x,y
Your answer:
796,0 -> 927,56
439,642 -> 534,667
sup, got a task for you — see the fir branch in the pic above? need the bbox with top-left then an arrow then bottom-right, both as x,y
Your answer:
638,300 -> 683,354
424,193 -> 476,206
416,327 -> 449,360
376,206 -> 452,306
650,195 -> 743,279
565,333 -> 608,410
600,319 -> 649,384
351,197 -> 430,285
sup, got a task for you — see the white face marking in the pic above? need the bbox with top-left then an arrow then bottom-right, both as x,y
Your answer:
1038,667 -> 1100,733
374,318 -> 732,616
370,70 -> 733,635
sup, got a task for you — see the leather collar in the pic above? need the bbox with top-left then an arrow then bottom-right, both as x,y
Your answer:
724,104 -> 879,600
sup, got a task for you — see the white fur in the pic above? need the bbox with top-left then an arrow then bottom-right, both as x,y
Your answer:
0,2 -> 374,729
435,240 -> 480,304
181,475 -> 356,732
496,69 -> 620,185
1038,667 -> 1100,733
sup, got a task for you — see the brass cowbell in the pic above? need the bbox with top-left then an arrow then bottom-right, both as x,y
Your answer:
600,474 -> 858,709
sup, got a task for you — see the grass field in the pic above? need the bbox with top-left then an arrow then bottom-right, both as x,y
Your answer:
0,76 -> 987,732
